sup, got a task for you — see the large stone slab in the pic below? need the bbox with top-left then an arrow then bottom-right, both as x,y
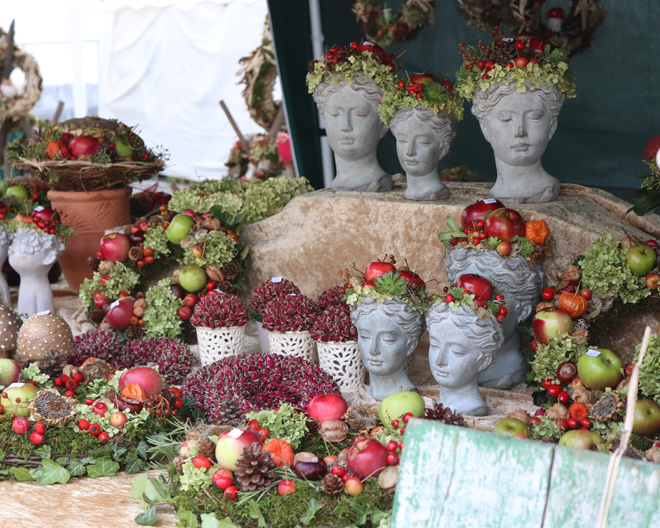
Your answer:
242,182 -> 660,298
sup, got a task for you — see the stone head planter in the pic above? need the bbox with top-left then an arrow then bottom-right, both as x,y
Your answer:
472,82 -> 565,203
0,225 -> 14,304
446,247 -> 544,389
313,74 -> 392,192
426,302 -> 504,416
350,296 -> 425,401
8,227 -> 65,317
390,106 -> 455,201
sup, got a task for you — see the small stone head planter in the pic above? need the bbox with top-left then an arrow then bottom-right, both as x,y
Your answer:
9,226 -> 66,317
307,41 -> 397,192
426,290 -> 505,416
455,36 -> 576,203
0,224 -> 14,304
346,265 -> 432,401
380,75 -> 464,201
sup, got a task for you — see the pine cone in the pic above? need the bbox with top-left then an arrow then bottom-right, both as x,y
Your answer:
37,350 -> 68,379
322,473 -> 344,497
424,403 -> 466,427
344,404 -> 380,433
218,281 -> 233,293
173,455 -> 184,472
590,392 -> 625,423
197,438 -> 216,461
234,444 -> 277,491
125,325 -> 144,341
306,418 -> 320,436
222,262 -> 239,281
128,246 -> 144,262
88,255 -> 100,272
214,400 -> 244,427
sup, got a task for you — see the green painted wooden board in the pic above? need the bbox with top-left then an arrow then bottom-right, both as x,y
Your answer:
392,419 -> 660,528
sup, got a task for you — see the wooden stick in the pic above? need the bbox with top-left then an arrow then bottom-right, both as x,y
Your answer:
1,20 -> 15,81
52,101 -> 64,123
596,326 -> 652,528
219,100 -> 250,152
268,105 -> 284,140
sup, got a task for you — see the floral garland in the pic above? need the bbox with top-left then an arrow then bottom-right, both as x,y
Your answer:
306,41 -> 397,95
434,285 -> 507,322
351,0 -> 436,49
454,35 -> 576,101
455,0 -> 607,57
379,74 -> 464,126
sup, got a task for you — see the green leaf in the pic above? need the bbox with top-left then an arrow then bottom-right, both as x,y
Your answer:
131,473 -> 150,501
201,513 -> 239,528
135,506 -> 158,526
86,456 -> 120,479
216,518 -> 240,528
87,445 -> 113,458
300,498 -> 323,525
247,499 -> 266,528
112,443 -> 127,461
178,510 -> 200,528
135,440 -> 149,460
125,452 -> 147,474
0,449 -> 5,462
68,458 -> 86,477
146,476 -> 171,501
34,445 -> 51,459
630,188 -> 660,216
37,459 -> 71,486
11,467 -> 35,482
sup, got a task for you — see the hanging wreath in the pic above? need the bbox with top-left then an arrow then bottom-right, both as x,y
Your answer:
0,33 -> 42,120
456,0 -> 607,56
351,0 -> 436,49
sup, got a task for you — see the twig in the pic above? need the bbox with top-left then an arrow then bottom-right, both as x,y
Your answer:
1,20 -> 15,80
596,326 -> 652,528
219,100 -> 250,152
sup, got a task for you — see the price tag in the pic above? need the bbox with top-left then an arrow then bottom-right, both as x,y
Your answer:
271,276 -> 283,283
483,198 -> 498,204
109,300 -> 120,309
6,382 -> 24,390
585,349 -> 601,357
35,310 -> 51,316
34,205 -> 45,211
227,428 -> 243,439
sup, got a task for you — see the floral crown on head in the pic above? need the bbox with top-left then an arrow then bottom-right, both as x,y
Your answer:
343,257 -> 433,314
435,274 -> 508,322
379,73 -> 464,126
454,33 -> 576,101
306,40 -> 397,94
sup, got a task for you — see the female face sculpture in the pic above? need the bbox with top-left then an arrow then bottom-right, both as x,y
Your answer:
315,76 -> 391,192
472,83 -> 564,203
426,303 -> 503,416
351,297 -> 424,401
390,107 -> 455,201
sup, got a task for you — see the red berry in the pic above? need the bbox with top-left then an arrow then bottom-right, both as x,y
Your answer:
445,294 -> 454,303
78,419 -> 90,430
332,465 -> 346,477
400,425 -> 406,435
35,422 -> 47,434
580,289 -> 592,300
531,340 -> 542,353
98,432 -> 110,445
248,419 -> 260,431
392,419 -> 400,429
557,391 -> 569,404
64,390 -> 75,397
386,441 -> 399,452
515,40 -> 526,50
257,427 -> 270,441
168,387 -> 182,398
541,378 -> 553,389
174,398 -> 183,409
88,423 -> 102,436
184,294 -> 197,307
224,485 -> 238,500
645,239 -> 659,249
542,287 -> 556,301
566,418 -> 579,430
624,363 -> 635,377
12,417 -> 30,435
387,453 -> 400,466
579,417 -> 592,429
54,377 -> 62,386
206,281 -> 216,291
547,384 -> 562,398
177,306 -> 192,321
73,372 -> 84,383
66,379 -> 77,390
499,306 -> 507,316
402,413 -> 412,424
192,456 -> 211,470
85,398 -> 94,405
30,432 -> 46,445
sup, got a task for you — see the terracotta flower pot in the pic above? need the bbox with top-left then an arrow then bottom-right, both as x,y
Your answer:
47,187 -> 131,292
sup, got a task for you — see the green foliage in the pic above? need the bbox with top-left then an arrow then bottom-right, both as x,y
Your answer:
143,278 -> 185,339
245,404 -> 309,450
634,334 -> 660,403
79,261 -> 141,309
579,234 -> 651,304
20,362 -> 51,386
181,230 -> 237,269
530,415 -> 562,442
379,79 -> 464,125
241,177 -> 313,225
374,271 -> 406,296
528,333 -> 587,385
143,224 -> 171,258
169,189 -> 244,219
306,51 -> 397,94
179,458 -> 213,492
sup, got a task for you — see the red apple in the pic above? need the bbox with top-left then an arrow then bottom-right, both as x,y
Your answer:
410,72 -> 437,84
532,308 -> 573,344
484,208 -> 526,242
632,399 -> 660,436
118,367 -> 163,398
356,40 -> 390,65
109,412 -> 128,428
456,274 -> 493,301
215,428 -> 262,471
106,298 -> 135,330
92,401 -> 109,417
32,207 -> 60,226
576,348 -> 622,391
306,393 -> 348,424
460,198 -> 505,230
344,476 -> 364,496
277,479 -> 296,496
0,359 -> 22,387
645,272 -> 660,290
364,261 -> 396,282
347,438 -> 388,479
69,135 -> 100,158
492,418 -> 531,438
99,233 -> 131,263
12,416 -> 30,435
558,429 -> 604,451
398,270 -> 426,288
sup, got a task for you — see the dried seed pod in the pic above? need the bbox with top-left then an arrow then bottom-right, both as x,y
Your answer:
546,403 -> 570,421
505,410 -> 530,426
133,298 -> 148,318
561,265 -> 581,282
378,465 -> 399,493
98,260 -> 115,273
205,265 -> 225,283
320,420 -> 348,443
572,386 -> 595,405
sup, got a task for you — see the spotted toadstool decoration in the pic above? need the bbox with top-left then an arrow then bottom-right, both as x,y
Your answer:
0,304 -> 22,358
16,312 -> 74,361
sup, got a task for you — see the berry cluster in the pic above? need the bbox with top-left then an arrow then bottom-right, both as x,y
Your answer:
77,417 -> 110,445
442,275 -> 508,322
53,370 -> 85,397
143,391 -> 182,420
11,416 -> 48,445
212,467 -> 239,500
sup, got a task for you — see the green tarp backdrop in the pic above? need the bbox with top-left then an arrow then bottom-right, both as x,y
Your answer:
268,0 -> 660,196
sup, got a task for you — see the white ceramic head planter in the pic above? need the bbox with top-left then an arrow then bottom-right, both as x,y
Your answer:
390,107 -> 455,201
8,228 -> 65,317
446,247 -> 544,389
350,296 -> 425,401
314,74 -> 392,192
472,83 -> 564,203
426,302 -> 504,416
0,226 -> 14,304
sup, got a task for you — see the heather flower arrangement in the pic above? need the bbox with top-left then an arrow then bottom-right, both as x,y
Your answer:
454,34 -> 576,101
248,277 -> 301,321
311,305 -> 357,343
182,353 -> 339,416
190,292 -> 249,329
261,292 -> 318,333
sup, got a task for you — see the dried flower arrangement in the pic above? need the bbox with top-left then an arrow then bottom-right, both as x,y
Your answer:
190,292 -> 249,329
261,292 -> 317,333
248,277 -> 301,322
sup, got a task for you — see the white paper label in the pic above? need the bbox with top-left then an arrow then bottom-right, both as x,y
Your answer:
5,382 -> 24,390
214,289 -> 225,295
109,300 -> 120,309
227,428 -> 243,439
34,206 -> 45,211
586,349 -> 601,357
270,276 -> 283,283
287,293 -> 297,297
483,198 -> 498,204
36,310 -> 51,316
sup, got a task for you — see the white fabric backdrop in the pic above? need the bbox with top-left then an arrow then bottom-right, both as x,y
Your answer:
99,0 -> 277,181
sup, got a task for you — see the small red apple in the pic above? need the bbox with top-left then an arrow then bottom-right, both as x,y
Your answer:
514,56 -> 528,68
347,438 -> 388,480
532,308 -> 573,344
212,468 -> 234,490
215,428 -> 262,471
455,274 -> 493,301
12,416 -> 30,435
99,233 -> 131,263
278,479 -> 296,496
484,208 -> 526,242
106,298 -> 135,330
646,272 -> 660,290
398,270 -> 426,288
69,135 -> 100,158
109,412 -> 127,428
364,261 -> 396,282
92,401 -> 109,417
118,367 -> 163,398
306,393 -> 348,424
344,476 -> 364,496
460,198 -> 505,230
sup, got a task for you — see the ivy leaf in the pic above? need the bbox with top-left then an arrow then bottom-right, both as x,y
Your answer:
125,452 -> 147,474
37,459 -> 71,486
246,499 -> 266,528
34,445 -> 51,459
135,440 -> 149,460
130,473 -> 150,501
0,449 -> 6,462
86,456 -> 120,479
88,445 -> 113,458
178,510 -> 200,528
300,498 -> 323,525
11,467 -> 35,482
134,506 -> 158,526
201,513 -> 240,528
68,458 -> 86,477
112,443 -> 127,461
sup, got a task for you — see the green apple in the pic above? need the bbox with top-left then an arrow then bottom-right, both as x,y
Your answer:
558,429 -> 604,451
114,138 -> 133,157
179,264 -> 206,292
5,185 -> 29,200
492,417 -> 530,438
626,244 -> 657,276
576,348 -> 622,390
632,399 -> 660,436
0,358 -> 22,387
532,308 -> 573,345
378,391 -> 425,430
0,382 -> 38,417
165,214 -> 195,245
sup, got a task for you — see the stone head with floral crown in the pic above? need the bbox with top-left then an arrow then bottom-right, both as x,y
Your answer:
345,259 -> 432,401
307,41 -> 397,192
380,73 -> 464,201
455,36 -> 576,203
